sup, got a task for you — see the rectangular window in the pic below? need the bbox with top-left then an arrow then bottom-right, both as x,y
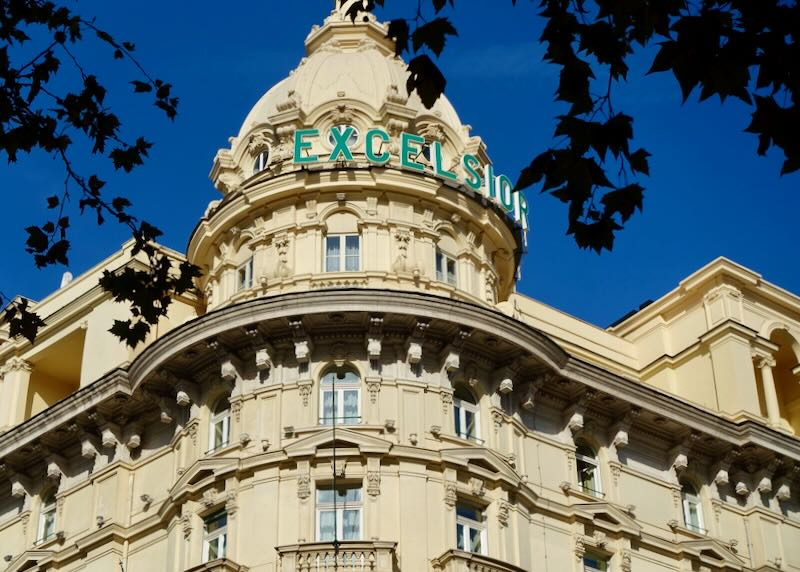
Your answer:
436,249 -> 457,286
202,511 -> 228,563
321,388 -> 361,425
237,257 -> 254,291
316,485 -> 363,541
37,502 -> 56,543
326,235 -> 360,272
454,398 -> 480,442
583,554 -> 608,572
456,502 -> 486,555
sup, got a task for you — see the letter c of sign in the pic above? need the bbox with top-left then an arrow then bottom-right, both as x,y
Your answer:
365,129 -> 391,164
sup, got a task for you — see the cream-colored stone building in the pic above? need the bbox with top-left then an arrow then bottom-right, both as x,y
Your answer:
1,3 -> 799,572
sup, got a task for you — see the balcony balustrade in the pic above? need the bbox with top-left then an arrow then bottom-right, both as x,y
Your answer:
431,549 -> 526,572
277,541 -> 398,572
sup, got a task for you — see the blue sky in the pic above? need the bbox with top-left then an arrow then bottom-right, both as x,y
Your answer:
1,0 -> 797,328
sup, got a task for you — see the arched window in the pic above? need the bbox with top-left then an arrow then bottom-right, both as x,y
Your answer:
320,366 -> 361,426
327,125 -> 360,149
575,441 -> 602,497
252,148 -> 270,174
37,491 -> 57,543
324,212 -> 361,272
453,385 -> 480,442
681,480 -> 705,533
209,397 -> 231,452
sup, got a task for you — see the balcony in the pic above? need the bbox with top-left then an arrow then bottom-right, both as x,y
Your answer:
185,559 -> 249,572
276,541 -> 397,572
431,550 -> 526,572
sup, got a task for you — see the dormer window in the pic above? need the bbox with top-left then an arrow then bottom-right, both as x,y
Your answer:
328,125 -> 359,149
253,149 -> 270,174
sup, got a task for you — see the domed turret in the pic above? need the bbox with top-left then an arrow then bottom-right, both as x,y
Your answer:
191,1 -> 526,312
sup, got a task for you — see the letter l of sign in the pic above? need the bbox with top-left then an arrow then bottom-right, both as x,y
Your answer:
329,127 -> 356,162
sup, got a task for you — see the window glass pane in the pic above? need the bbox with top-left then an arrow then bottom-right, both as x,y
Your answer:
345,235 -> 360,271
319,510 -> 336,541
454,405 -> 461,434
207,538 -> 219,560
464,410 -> 476,438
456,523 -> 465,551
343,390 -> 359,423
457,504 -> 480,521
436,250 -> 444,281
326,237 -> 341,272
447,258 -> 456,285
342,509 -> 360,540
321,391 -> 334,425
42,511 -> 55,539
469,527 -> 482,553
317,488 -> 336,504
205,512 -> 227,534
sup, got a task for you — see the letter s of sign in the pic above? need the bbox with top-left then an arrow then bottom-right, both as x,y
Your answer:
294,129 -> 319,164
462,155 -> 482,191
365,129 -> 391,165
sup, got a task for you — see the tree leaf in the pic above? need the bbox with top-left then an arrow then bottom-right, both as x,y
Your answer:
406,55 -> 446,108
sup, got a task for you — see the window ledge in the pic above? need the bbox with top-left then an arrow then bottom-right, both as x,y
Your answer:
668,520 -> 708,538
559,482 -> 605,502
33,532 -> 64,549
439,434 -> 485,447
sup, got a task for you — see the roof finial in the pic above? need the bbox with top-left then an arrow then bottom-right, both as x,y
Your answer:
335,0 -> 372,20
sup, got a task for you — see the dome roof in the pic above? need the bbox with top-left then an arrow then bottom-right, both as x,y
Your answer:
237,5 -> 465,139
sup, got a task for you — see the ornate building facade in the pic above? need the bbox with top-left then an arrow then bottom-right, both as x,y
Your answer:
1,3 -> 799,572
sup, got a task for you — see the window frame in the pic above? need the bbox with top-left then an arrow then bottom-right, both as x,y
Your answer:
575,442 -> 603,498
455,501 -> 487,555
236,257 -> 254,292
208,398 -> 231,453
453,395 -> 481,443
315,484 -> 364,542
252,148 -> 270,174
319,368 -> 361,426
36,492 -> 57,544
435,247 -> 457,286
325,234 -> 361,273
202,510 -> 228,563
681,481 -> 705,533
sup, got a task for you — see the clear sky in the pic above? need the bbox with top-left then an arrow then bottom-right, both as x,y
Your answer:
1,0 -> 797,329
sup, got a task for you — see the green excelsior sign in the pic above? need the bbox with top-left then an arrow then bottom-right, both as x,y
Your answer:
292,127 -> 529,236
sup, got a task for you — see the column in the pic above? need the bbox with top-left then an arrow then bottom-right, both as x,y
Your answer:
756,356 -> 780,425
0,357 -> 32,429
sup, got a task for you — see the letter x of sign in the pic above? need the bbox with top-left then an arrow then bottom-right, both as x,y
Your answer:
329,127 -> 356,162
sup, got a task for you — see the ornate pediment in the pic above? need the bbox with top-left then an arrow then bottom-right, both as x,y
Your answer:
573,502 -> 642,536
284,427 -> 392,458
